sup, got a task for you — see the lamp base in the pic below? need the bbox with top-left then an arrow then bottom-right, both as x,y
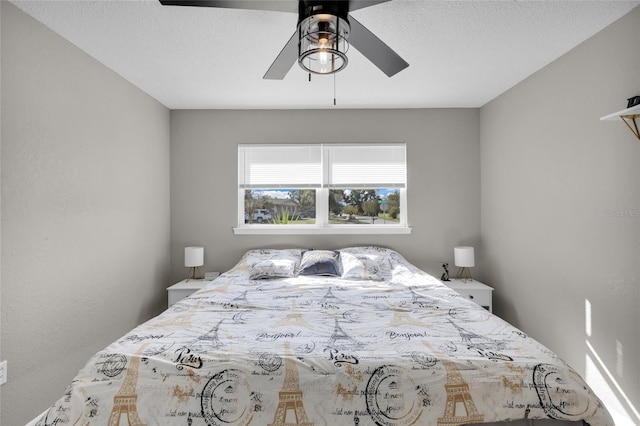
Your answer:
186,266 -> 204,281
455,267 -> 473,283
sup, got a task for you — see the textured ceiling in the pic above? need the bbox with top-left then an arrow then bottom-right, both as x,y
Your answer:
10,0 -> 640,109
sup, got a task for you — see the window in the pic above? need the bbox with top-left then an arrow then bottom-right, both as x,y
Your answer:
236,143 -> 409,234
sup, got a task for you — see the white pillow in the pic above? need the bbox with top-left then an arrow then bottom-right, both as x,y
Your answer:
340,252 -> 384,281
249,258 -> 297,280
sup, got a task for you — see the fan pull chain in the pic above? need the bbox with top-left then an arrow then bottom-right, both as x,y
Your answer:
306,72 -> 338,106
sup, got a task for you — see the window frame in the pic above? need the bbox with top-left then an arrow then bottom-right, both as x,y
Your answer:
234,143 -> 411,235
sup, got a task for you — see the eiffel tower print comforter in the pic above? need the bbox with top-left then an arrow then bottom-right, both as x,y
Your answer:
35,247 -> 613,426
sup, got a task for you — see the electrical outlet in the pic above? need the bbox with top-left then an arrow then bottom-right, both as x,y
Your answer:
0,360 -> 7,385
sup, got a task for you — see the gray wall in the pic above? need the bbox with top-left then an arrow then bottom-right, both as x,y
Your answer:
1,3 -> 171,425
480,7 -> 640,422
169,108 -> 481,284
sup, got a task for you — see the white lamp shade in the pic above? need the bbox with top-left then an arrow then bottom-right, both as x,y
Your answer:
454,246 -> 475,267
184,246 -> 204,267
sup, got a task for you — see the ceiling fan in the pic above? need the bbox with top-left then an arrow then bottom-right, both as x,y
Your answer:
158,0 -> 409,79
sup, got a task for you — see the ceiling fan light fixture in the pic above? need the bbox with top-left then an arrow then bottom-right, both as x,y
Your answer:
160,0 -> 409,81
298,3 -> 350,75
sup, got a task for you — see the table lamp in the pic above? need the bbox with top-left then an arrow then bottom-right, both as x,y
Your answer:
185,246 -> 204,281
454,246 -> 474,282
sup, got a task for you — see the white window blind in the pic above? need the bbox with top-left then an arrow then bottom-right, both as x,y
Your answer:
326,143 -> 406,188
239,143 -> 406,189
238,144 -> 322,188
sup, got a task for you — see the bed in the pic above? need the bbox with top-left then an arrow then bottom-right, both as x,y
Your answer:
33,247 -> 612,426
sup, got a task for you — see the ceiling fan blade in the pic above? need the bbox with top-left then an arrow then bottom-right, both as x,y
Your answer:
348,0 -> 390,12
348,15 -> 408,77
263,31 -> 299,80
159,0 -> 297,13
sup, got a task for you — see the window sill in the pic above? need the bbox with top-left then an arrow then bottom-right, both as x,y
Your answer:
233,226 -> 412,235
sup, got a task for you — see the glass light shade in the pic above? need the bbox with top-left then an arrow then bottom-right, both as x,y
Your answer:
184,246 -> 204,267
298,13 -> 349,75
454,246 -> 475,267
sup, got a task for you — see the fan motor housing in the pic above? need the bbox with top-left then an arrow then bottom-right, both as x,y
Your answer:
298,1 -> 350,25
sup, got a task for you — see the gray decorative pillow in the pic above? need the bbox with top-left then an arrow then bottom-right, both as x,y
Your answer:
298,250 -> 341,276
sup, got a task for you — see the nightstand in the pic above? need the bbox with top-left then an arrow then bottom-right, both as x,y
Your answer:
167,273 -> 219,308
443,279 -> 494,312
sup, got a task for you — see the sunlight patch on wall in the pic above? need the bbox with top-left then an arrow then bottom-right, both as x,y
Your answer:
585,299 -> 592,337
585,339 -> 639,425
616,340 -> 624,378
